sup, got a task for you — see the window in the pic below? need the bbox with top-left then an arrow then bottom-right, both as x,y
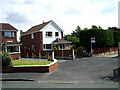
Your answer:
43,44 -> 52,49
46,32 -> 52,37
32,45 -> 34,50
31,34 -> 34,39
4,32 -> 15,37
60,44 -> 65,50
55,32 -> 59,37
7,46 -> 19,52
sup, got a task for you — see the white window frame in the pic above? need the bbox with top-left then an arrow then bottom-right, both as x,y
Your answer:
55,32 -> 59,37
31,33 -> 34,39
4,31 -> 15,38
45,32 -> 52,37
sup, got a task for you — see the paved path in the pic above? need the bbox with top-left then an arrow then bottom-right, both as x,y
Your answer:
2,57 -> 119,88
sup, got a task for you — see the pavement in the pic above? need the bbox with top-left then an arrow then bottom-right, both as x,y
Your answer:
1,54 -> 119,88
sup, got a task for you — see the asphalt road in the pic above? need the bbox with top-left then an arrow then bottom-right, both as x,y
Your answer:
2,57 -> 119,88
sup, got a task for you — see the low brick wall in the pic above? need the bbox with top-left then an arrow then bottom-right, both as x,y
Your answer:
10,53 -> 21,59
2,59 -> 57,73
93,47 -> 118,54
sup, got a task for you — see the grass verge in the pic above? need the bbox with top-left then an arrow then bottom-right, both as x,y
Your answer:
12,59 -> 52,66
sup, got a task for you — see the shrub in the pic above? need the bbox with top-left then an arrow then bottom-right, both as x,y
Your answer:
53,46 -> 58,50
2,52 -> 12,67
48,57 -> 53,61
76,46 -> 85,56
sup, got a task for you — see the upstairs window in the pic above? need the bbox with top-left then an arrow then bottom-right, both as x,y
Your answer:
4,32 -> 15,38
46,32 -> 52,37
55,32 -> 59,37
31,33 -> 34,39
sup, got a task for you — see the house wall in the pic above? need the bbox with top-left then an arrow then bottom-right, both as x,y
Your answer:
2,31 -> 17,43
22,32 -> 43,58
42,22 -> 63,44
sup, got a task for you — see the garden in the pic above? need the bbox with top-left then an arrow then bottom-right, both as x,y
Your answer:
2,52 -> 53,67
12,59 -> 52,66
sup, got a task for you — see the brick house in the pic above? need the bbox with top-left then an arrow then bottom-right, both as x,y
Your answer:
0,23 -> 21,59
22,20 -> 72,58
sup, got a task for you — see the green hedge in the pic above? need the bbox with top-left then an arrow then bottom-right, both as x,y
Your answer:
79,29 -> 115,49
114,31 -> 120,46
2,52 -> 12,67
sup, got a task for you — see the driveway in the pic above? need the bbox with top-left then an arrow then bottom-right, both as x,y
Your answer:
2,57 -> 119,88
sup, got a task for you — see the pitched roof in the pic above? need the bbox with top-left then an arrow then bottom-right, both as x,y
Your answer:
0,23 -> 18,31
23,20 -> 52,35
52,38 -> 72,44
22,20 -> 64,36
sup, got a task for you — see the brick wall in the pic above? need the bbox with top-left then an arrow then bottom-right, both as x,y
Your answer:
22,32 -> 43,58
2,59 -> 57,73
93,47 -> 118,54
10,53 -> 21,59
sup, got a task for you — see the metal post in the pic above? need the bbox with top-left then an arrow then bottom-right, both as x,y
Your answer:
52,51 -> 54,60
73,49 -> 75,60
91,42 -> 92,53
62,44 -> 63,57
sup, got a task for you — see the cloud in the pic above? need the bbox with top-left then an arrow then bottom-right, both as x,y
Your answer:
0,0 -> 119,37
5,12 -> 30,24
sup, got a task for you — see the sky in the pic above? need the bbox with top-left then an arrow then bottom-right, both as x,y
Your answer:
0,0 -> 119,41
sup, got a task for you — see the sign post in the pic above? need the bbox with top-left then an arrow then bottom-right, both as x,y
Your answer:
91,37 -> 95,53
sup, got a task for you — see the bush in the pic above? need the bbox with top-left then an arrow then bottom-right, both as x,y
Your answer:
48,57 -> 53,61
53,46 -> 58,50
2,52 -> 12,67
76,46 -> 85,56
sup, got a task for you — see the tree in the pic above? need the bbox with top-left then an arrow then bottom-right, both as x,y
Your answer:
71,26 -> 81,38
64,35 -> 79,44
19,30 -> 23,43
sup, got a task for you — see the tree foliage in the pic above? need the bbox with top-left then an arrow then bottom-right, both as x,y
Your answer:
65,25 -> 120,50
64,34 -> 79,44
2,52 -> 12,67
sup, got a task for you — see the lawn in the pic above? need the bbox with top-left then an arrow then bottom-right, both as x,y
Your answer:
12,59 -> 52,66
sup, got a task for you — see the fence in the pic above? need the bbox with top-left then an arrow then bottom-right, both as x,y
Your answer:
22,50 -> 76,60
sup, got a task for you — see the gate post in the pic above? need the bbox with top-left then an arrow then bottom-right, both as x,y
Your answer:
52,51 -> 55,60
73,50 -> 76,60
